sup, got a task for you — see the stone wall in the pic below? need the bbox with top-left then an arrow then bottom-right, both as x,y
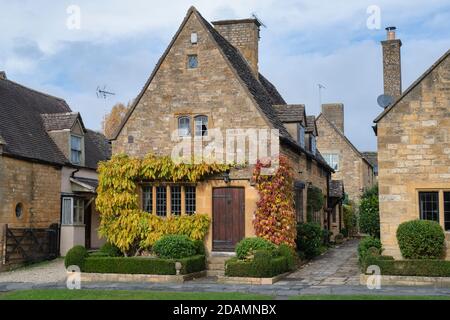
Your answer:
317,115 -> 375,203
0,156 -> 61,265
377,54 -> 450,259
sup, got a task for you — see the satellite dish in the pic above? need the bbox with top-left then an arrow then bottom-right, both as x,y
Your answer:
377,94 -> 394,109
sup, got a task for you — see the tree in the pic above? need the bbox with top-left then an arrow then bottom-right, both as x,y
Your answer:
359,185 -> 380,238
102,102 -> 131,139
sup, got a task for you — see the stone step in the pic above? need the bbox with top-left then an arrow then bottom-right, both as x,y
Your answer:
207,262 -> 226,270
206,270 -> 225,277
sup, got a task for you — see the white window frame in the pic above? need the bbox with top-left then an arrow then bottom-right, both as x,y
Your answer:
178,116 -> 191,137
70,134 -> 82,165
194,115 -> 208,137
324,153 -> 339,171
62,197 -> 84,226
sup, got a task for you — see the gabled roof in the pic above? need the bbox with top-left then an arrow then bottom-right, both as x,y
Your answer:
374,49 -> 450,123
305,115 -> 317,135
41,112 -> 85,132
317,113 -> 373,168
361,151 -> 378,174
111,6 -> 333,172
273,104 -> 306,125
0,76 -> 110,168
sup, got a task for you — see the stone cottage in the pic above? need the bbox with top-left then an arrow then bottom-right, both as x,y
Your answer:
374,27 -> 450,259
0,73 -> 110,269
316,104 -> 376,203
111,7 -> 341,259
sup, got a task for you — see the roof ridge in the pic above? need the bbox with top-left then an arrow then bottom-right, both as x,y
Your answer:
2,77 -> 70,105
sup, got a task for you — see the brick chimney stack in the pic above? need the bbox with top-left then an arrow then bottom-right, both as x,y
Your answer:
382,27 -> 402,98
212,19 -> 261,77
322,103 -> 344,134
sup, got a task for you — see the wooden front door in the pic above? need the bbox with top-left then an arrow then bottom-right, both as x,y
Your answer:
212,188 -> 245,252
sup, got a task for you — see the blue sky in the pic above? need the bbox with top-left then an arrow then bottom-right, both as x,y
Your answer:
1,0 -> 449,151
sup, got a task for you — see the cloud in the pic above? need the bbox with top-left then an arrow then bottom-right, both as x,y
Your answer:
0,0 -> 449,150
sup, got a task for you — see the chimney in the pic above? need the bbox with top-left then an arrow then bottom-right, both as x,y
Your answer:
0,71 -> 6,80
381,27 -> 402,98
212,19 -> 261,76
322,103 -> 344,133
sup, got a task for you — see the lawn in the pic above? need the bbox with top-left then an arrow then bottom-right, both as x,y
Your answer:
0,289 -> 272,300
290,295 -> 450,300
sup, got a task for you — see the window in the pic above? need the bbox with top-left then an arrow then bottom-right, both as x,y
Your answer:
310,136 -> 317,154
15,203 -> 23,219
298,125 -> 305,148
185,186 -> 196,215
62,197 -> 84,225
70,135 -> 82,164
178,116 -> 191,137
188,55 -> 198,69
143,186 -> 153,213
191,33 -> 198,44
323,154 -> 339,171
444,192 -> 450,231
294,188 -> 304,223
156,187 -> 167,217
194,115 -> 208,137
419,192 -> 439,222
171,186 -> 181,216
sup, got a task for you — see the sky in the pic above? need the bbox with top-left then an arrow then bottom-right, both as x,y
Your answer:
1,0 -> 449,151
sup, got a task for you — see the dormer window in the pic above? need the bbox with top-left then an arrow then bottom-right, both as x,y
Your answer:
70,135 -> 82,164
194,115 -> 208,136
298,124 -> 305,148
178,116 -> 191,137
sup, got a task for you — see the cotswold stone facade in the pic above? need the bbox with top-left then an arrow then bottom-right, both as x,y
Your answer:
375,40 -> 450,257
112,7 -> 336,254
316,104 -> 375,203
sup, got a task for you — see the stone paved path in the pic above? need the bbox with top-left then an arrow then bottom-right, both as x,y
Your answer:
0,240 -> 449,298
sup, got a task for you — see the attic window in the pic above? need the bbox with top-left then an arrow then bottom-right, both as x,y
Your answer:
191,33 -> 198,44
188,55 -> 198,69
128,135 -> 134,144
70,135 -> 82,165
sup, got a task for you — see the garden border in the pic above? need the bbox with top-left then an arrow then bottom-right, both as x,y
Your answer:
360,274 -> 450,287
217,272 -> 291,285
78,270 -> 207,284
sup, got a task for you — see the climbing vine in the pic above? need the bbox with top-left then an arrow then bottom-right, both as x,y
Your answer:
96,153 -> 230,255
306,186 -> 324,222
252,156 -> 296,248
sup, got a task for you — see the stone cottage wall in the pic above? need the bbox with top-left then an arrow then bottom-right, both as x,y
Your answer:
377,55 -> 450,259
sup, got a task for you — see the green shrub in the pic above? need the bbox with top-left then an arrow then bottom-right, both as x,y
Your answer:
235,237 -> 276,260
396,220 -> 445,259
359,186 -> 380,237
152,235 -> 196,259
322,229 -> 332,246
64,245 -> 88,269
306,186 -> 324,221
340,228 -> 349,238
82,255 -> 206,275
343,202 -> 358,236
277,244 -> 298,271
334,233 -> 344,244
225,250 -> 288,278
358,236 -> 382,264
363,255 -> 450,277
296,222 -> 322,258
99,242 -> 122,257
193,240 -> 206,255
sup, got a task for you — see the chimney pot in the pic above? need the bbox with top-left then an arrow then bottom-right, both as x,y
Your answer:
386,26 -> 396,40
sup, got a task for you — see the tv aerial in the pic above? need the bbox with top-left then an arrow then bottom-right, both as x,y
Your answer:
377,94 -> 394,109
96,85 -> 116,99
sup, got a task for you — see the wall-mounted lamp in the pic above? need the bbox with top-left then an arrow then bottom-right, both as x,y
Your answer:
223,170 -> 231,184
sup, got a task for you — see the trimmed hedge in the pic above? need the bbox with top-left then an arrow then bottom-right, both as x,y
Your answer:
225,250 -> 289,278
277,244 -> 298,271
82,255 -> 205,275
99,242 -> 122,257
397,220 -> 445,259
153,235 -> 197,259
65,245 -> 88,269
296,222 -> 322,258
363,255 -> 450,277
358,236 -> 382,264
235,237 -> 276,260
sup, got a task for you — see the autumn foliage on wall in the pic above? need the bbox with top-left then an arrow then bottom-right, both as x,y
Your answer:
252,156 -> 296,248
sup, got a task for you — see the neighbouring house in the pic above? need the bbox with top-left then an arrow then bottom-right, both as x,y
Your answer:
361,152 -> 378,178
316,104 -> 376,203
0,72 -> 110,269
374,26 -> 450,259
111,7 -> 340,256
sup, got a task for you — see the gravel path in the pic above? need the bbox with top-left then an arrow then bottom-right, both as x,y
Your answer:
0,259 -> 66,284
